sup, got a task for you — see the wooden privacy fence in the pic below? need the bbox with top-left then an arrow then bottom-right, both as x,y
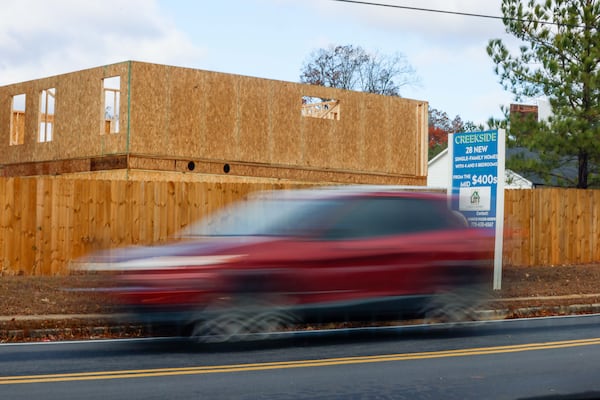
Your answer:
0,177 -> 308,275
503,188 -> 600,267
1,177 -> 600,275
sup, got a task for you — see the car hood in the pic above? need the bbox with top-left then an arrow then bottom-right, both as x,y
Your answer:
73,236 -> 276,272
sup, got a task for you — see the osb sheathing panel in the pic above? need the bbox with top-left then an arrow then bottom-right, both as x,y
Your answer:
238,76 -> 270,163
0,93 -> 9,151
97,62 -> 130,155
2,61 -> 427,181
126,61 -> 426,177
128,63 -> 171,155
167,69 -> 205,157
270,82 -> 303,165
301,87 -> 351,170
389,100 -> 419,173
362,94 -> 388,172
335,94 -> 363,170
0,63 -> 130,165
202,71 -> 238,160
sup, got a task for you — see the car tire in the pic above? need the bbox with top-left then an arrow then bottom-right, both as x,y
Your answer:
422,285 -> 488,325
189,295 -> 298,343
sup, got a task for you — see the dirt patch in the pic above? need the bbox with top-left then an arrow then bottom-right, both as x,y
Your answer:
3,264 -> 600,316
493,264 -> 600,297
0,273 -> 117,316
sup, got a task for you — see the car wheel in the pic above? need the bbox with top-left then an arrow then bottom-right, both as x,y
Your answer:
422,285 -> 488,325
190,295 -> 298,343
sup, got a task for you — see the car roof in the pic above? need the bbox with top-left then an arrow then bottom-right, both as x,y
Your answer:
251,185 -> 448,201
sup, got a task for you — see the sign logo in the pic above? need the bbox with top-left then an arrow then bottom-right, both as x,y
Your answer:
459,187 -> 490,211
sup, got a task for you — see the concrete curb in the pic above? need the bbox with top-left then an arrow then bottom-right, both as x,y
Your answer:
492,293 -> 600,302
0,313 -> 129,322
1,325 -> 146,341
476,303 -> 600,320
0,314 -> 144,342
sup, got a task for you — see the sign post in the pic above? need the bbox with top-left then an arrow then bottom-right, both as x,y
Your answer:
448,129 -> 505,290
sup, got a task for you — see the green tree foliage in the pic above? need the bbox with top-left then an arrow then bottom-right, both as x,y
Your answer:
300,44 -> 419,96
487,0 -> 600,188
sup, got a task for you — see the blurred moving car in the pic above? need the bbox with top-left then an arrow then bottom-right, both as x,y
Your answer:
81,186 -> 494,341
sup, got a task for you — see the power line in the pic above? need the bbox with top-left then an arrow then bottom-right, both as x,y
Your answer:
330,0 -> 588,28
332,0 -> 506,22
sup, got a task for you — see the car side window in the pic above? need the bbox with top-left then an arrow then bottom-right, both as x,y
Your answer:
322,197 -> 459,240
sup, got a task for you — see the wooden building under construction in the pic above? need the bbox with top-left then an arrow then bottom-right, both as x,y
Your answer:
0,61 -> 428,185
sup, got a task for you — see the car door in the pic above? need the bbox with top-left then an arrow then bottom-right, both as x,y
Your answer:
255,195 -> 474,305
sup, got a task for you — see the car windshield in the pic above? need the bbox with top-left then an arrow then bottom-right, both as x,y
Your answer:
182,195 -> 346,237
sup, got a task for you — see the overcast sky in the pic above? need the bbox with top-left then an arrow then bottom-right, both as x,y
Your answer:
0,0 -> 529,125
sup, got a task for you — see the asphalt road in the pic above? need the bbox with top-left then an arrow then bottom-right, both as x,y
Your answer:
2,315 -> 600,399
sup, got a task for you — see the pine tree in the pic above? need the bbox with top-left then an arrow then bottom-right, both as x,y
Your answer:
487,0 -> 600,188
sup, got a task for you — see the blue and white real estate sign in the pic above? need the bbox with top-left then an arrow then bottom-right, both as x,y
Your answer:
448,129 -> 505,289
450,130 -> 502,228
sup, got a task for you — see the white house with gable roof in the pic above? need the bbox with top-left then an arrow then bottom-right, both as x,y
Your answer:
427,148 -> 533,189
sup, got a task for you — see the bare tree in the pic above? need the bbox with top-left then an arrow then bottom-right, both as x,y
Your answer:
300,44 -> 418,96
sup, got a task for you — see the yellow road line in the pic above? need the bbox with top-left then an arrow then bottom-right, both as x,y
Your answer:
2,337 -> 600,385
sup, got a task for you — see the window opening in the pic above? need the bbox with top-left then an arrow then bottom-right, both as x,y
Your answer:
10,94 -> 26,145
301,96 -> 340,120
103,76 -> 120,134
39,88 -> 55,142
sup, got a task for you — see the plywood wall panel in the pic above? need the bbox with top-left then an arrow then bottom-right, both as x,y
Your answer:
128,62 -> 171,155
334,94 -> 363,170
59,71 -> 102,159
202,71 -> 238,160
389,100 -> 422,175
361,94 -> 388,172
238,76 -> 271,163
270,82 -> 303,165
165,69 -> 206,158
0,94 -> 9,154
302,118 -> 335,168
300,86 -> 342,169
1,84 -> 38,163
1,61 -> 427,184
0,63 -> 130,166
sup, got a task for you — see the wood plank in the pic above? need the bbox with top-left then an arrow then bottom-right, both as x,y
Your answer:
129,180 -> 142,245
3,179 -> 17,274
166,181 -> 177,238
39,178 -> 54,275
552,188 -> 563,265
19,178 -> 37,275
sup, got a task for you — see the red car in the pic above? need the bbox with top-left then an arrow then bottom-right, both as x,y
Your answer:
83,186 -> 494,341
